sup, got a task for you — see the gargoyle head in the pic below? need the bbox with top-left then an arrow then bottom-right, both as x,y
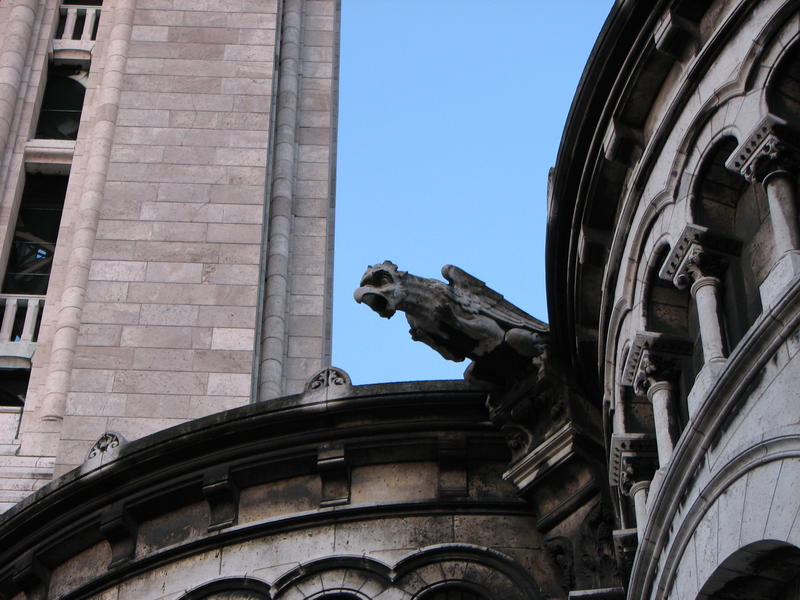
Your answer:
354,261 -> 405,318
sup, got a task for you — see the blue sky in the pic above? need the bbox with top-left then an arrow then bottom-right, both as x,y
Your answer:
331,1 -> 614,384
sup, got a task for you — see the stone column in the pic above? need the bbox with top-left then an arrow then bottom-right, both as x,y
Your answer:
728,121 -> 800,307
762,168 -> 799,258
40,0 -> 137,421
0,0 -> 37,163
671,248 -> 727,367
647,381 -> 676,466
626,338 -> 685,469
731,129 -> 800,263
629,480 -> 650,542
259,0 -> 304,402
690,274 -> 726,364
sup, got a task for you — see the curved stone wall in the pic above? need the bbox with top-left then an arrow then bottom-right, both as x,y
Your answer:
549,0 -> 800,597
0,380 -> 563,599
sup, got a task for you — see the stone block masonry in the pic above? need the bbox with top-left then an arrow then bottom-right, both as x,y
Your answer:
0,0 -> 340,482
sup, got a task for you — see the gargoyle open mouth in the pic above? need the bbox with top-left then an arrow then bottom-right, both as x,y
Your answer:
354,291 -> 395,318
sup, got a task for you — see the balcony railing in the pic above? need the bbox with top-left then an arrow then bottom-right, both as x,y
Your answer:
0,295 -> 44,369
52,5 -> 101,63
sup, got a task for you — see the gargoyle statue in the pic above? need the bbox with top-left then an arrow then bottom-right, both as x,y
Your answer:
354,261 -> 549,383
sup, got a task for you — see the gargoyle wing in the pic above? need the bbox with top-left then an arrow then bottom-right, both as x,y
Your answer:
441,264 -> 549,333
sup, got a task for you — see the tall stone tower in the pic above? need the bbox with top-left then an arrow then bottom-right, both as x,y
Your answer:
0,0 -> 339,509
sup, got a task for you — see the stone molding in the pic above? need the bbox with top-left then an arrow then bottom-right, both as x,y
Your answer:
0,381 -> 526,599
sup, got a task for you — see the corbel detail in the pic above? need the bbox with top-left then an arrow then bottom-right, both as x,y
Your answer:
612,528 -> 639,580
202,466 -> 240,532
603,118 -> 644,166
621,332 -> 692,395
659,224 -> 741,288
726,115 -> 800,183
11,550 -> 50,599
438,432 -> 468,498
608,433 -> 658,495
99,502 -> 138,568
653,9 -> 699,61
318,442 -> 350,506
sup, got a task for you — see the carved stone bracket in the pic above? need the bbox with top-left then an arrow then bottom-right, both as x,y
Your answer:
603,119 -> 643,167
726,115 -> 800,183
654,9 -> 699,61
318,442 -> 350,506
11,550 -> 49,599
202,466 -> 240,532
99,503 -> 138,568
609,433 -> 658,495
659,224 -> 741,288
438,433 -> 468,498
612,528 -> 639,583
621,332 -> 693,395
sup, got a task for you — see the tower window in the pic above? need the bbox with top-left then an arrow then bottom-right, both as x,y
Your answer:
35,64 -> 87,140
2,173 -> 68,295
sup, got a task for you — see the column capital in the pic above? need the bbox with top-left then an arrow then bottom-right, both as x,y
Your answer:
609,433 -> 658,495
646,379 -> 673,401
660,224 -> 741,289
689,274 -> 721,296
621,331 -> 692,396
629,480 -> 651,497
727,115 -> 800,183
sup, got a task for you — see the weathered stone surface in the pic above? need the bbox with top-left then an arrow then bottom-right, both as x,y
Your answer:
355,261 -> 548,384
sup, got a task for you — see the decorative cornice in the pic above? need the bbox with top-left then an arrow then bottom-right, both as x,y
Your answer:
0,383 -> 507,599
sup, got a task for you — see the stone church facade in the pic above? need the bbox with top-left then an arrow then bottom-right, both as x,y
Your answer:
1,0 -> 800,599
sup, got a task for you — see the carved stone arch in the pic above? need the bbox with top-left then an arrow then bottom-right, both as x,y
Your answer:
178,577 -> 271,600
697,540 -> 800,599
691,131 -> 766,350
652,429 -> 800,600
603,297 -> 632,405
620,192 -> 675,304
681,127 -> 743,219
393,544 -> 543,600
637,237 -> 679,333
271,556 -> 392,600
766,37 -> 800,126
742,2 -> 800,96
604,192 -> 674,357
413,582 -> 491,600
671,97 -> 746,204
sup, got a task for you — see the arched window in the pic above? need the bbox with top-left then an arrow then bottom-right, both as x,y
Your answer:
698,540 -> 800,599
693,135 -> 762,351
178,577 -> 270,600
643,245 -> 696,424
418,584 -> 490,600
767,42 -> 800,122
